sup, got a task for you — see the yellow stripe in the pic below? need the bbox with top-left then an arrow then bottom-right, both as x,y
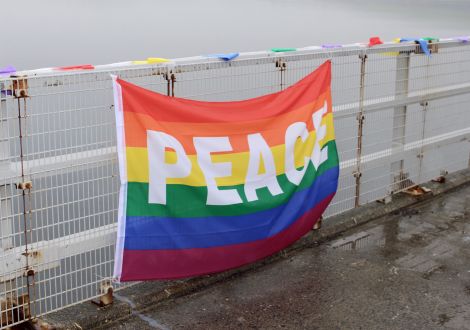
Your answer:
126,114 -> 335,186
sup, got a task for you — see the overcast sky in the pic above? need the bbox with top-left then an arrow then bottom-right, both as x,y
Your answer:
2,0 -> 469,70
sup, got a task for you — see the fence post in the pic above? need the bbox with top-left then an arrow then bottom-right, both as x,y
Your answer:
164,68 -> 176,97
353,52 -> 367,207
390,51 -> 411,192
417,100 -> 429,184
276,59 -> 287,91
13,76 -> 35,322
1,82 -> 18,329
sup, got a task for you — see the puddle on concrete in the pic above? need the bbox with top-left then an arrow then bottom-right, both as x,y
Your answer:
328,186 -> 470,281
329,226 -> 385,251
331,187 -> 469,249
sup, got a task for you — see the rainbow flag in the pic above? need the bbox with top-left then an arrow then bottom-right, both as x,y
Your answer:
112,60 -> 339,281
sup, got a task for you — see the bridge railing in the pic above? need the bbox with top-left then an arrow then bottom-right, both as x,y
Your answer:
1,39 -> 469,328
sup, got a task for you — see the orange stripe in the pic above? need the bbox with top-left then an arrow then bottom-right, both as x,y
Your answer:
124,91 -> 331,153
118,61 -> 331,123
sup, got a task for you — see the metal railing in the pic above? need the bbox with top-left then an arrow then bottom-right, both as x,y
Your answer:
1,39 -> 470,328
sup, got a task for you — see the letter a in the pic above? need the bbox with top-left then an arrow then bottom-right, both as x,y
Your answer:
147,131 -> 192,205
244,133 -> 283,202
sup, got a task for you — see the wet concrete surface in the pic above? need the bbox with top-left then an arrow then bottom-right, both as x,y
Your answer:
101,184 -> 470,330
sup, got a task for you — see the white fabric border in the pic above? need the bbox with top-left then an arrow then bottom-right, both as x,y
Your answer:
111,75 -> 128,282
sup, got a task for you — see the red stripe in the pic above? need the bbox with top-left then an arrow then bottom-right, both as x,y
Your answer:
120,193 -> 334,281
118,61 -> 331,123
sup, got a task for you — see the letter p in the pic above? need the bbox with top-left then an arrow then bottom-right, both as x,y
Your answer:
147,130 -> 191,205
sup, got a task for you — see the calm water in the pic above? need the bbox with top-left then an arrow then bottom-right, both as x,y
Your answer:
3,0 -> 470,70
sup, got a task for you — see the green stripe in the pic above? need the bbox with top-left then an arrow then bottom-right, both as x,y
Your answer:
126,140 -> 338,218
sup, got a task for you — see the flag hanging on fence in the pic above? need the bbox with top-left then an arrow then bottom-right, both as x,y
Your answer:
112,60 -> 339,281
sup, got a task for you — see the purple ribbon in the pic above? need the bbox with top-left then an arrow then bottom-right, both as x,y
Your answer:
0,65 -> 16,75
457,36 -> 469,43
321,44 -> 342,49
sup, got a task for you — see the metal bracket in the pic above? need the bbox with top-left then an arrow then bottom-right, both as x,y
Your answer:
353,171 -> 362,178
356,113 -> 365,122
276,59 -> 287,91
11,76 -> 29,98
358,53 -> 368,60
403,185 -> 432,196
432,170 -> 448,183
21,250 -> 40,259
163,71 -> 176,97
23,267 -> 35,279
415,40 -> 439,55
16,181 -> 32,190
91,280 -> 113,307
275,59 -> 287,71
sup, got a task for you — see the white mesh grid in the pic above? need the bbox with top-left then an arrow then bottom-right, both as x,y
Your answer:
0,40 -> 469,328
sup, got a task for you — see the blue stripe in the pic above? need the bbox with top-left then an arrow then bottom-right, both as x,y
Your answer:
124,166 -> 338,250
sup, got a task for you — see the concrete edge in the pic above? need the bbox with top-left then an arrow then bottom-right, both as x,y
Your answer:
38,168 -> 470,330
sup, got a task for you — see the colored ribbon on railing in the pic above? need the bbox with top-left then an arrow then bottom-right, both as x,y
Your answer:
132,58 -> 170,65
0,65 -> 16,75
0,67 -> 14,96
456,36 -> 469,43
271,48 -> 296,53
368,37 -> 383,47
321,44 -> 342,49
206,53 -> 239,61
400,38 -> 431,57
56,64 -> 95,70
147,58 -> 170,64
422,37 -> 439,42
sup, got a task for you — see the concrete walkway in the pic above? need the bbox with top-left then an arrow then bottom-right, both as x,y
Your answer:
101,183 -> 470,330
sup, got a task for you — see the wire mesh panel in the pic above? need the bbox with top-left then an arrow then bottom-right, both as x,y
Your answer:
0,40 -> 469,328
0,79 -> 34,328
25,68 -> 169,318
174,60 -> 282,101
420,93 -> 470,183
0,67 -> 170,324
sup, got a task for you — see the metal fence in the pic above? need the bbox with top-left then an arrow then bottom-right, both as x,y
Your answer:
1,39 -> 470,328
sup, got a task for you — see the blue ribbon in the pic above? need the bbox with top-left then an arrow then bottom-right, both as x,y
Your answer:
400,38 -> 431,57
206,53 -> 239,61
